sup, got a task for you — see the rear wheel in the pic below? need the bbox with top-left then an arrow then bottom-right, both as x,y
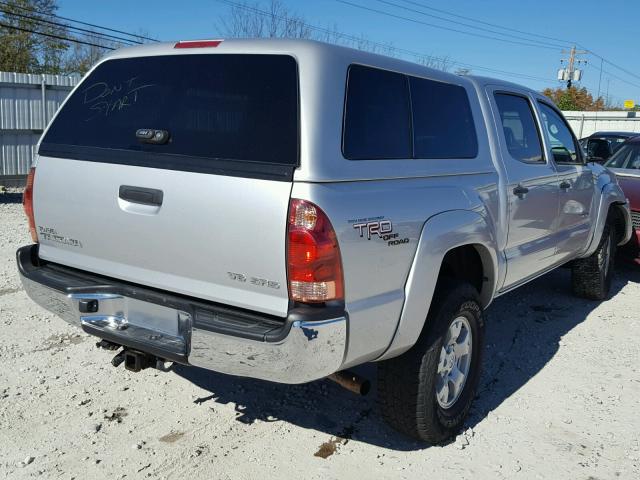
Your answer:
572,223 -> 616,300
377,282 -> 484,444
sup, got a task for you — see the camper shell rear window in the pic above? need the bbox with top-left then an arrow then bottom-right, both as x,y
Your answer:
39,54 -> 299,180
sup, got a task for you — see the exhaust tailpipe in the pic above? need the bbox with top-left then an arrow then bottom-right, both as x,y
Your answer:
328,370 -> 371,396
111,350 -> 126,368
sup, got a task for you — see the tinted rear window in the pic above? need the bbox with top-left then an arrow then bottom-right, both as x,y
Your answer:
41,54 -> 299,167
342,64 -> 477,160
342,65 -> 412,159
410,76 -> 477,158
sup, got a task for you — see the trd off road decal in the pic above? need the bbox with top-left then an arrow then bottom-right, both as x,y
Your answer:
349,217 -> 409,247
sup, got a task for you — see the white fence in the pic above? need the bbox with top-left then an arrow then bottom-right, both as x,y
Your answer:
0,71 -> 79,180
562,110 -> 640,139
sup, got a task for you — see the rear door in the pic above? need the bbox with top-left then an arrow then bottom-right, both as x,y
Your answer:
489,89 -> 561,289
33,53 -> 299,317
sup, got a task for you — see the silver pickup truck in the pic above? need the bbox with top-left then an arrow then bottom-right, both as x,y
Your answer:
17,39 -> 632,444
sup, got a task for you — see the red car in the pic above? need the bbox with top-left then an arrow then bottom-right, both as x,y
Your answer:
604,137 -> 640,262
617,175 -> 640,263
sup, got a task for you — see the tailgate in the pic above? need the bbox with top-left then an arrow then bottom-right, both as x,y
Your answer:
32,52 -> 299,317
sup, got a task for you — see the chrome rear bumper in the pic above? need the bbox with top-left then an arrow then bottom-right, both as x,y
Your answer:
17,245 -> 347,384
189,318 -> 346,382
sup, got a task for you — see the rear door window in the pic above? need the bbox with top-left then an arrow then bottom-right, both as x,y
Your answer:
342,65 -> 411,159
40,54 -> 299,176
410,77 -> 477,158
494,93 -> 544,163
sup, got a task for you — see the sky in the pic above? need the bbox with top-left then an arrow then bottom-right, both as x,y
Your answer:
57,0 -> 640,106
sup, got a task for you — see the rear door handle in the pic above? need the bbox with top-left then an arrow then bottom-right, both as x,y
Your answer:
513,185 -> 529,198
119,185 -> 164,207
560,181 -> 571,190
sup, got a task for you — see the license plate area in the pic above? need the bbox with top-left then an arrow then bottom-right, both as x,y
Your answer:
70,293 -> 190,358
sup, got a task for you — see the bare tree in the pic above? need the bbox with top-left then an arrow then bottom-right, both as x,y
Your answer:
317,24 -> 396,57
217,0 -> 311,39
417,55 -> 453,72
217,1 -> 452,72
64,32 -> 113,75
64,29 -> 152,75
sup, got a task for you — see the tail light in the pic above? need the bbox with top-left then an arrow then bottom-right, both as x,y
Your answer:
287,199 -> 344,303
23,167 -> 38,243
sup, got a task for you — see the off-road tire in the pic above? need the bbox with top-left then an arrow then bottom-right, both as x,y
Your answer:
377,282 -> 484,444
572,223 -> 616,300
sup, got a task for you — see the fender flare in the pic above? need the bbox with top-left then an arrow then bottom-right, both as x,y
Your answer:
580,181 -> 632,258
376,209 -> 500,361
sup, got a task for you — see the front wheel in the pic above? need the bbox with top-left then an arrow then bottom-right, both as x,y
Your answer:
572,223 -> 616,300
377,282 -> 484,444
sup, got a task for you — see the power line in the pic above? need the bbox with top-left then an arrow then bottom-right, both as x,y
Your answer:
584,63 -> 640,91
396,0 -> 640,88
0,0 -> 158,42
585,49 -> 640,85
395,0 -> 576,46
336,0 -> 562,51
0,21 -> 115,50
217,0 -> 406,52
216,0 -> 555,86
216,0 -> 448,59
400,0 -> 640,88
372,0 -> 568,49
338,0 -> 640,92
0,8 -> 141,45
586,64 -> 640,91
217,0 -> 553,83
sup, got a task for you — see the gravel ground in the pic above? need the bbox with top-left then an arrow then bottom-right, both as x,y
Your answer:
1,192 -> 639,480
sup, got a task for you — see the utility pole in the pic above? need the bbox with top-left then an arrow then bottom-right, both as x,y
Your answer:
596,57 -> 604,101
559,45 -> 588,89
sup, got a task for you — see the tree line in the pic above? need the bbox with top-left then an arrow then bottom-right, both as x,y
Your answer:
0,0 -> 148,75
542,87 -> 620,111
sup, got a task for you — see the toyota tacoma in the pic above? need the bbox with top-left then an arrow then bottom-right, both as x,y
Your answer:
17,39 -> 632,444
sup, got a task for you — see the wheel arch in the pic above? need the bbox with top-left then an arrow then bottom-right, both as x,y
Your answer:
439,243 -> 496,308
376,209 -> 500,361
610,201 -> 631,245
581,181 -> 632,258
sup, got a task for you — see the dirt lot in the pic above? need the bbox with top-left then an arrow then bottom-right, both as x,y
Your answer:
1,192 -> 639,480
